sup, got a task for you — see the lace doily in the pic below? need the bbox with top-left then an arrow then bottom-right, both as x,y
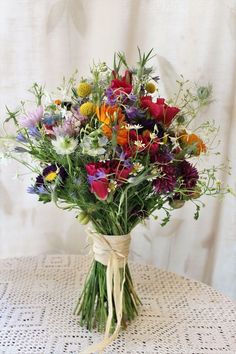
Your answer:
0,255 -> 235,353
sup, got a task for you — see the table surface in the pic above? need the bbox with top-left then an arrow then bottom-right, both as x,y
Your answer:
0,255 -> 235,354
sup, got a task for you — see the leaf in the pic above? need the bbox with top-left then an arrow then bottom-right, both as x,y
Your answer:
47,0 -> 66,34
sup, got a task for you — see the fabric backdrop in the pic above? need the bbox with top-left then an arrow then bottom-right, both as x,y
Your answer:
0,0 -> 236,300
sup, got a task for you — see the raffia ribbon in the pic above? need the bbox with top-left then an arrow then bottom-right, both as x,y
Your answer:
80,232 -> 131,354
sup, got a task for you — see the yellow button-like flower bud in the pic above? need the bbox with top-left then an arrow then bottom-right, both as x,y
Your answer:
79,102 -> 96,116
77,82 -> 92,98
145,82 -> 156,94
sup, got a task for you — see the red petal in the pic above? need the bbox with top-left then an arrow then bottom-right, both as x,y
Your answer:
91,180 -> 109,200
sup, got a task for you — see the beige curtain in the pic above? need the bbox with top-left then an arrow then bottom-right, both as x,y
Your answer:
0,0 -> 236,300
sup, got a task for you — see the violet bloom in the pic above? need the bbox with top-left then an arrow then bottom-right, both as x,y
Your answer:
105,88 -> 116,106
19,106 -> 43,128
28,126 -> 41,138
16,132 -> 27,143
127,94 -> 137,103
125,106 -> 139,119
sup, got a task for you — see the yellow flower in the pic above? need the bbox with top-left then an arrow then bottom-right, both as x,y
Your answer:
80,102 -> 96,116
77,82 -> 92,98
145,82 -> 156,93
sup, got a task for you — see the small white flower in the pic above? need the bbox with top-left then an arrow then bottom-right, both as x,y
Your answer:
134,140 -> 145,149
125,124 -> 143,130
132,162 -> 144,175
150,132 -> 157,140
52,136 -> 77,155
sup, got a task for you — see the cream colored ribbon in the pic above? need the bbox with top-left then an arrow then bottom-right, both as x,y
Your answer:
80,232 -> 131,354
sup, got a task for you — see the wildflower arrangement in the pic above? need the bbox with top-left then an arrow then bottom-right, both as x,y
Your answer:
1,49 -> 230,351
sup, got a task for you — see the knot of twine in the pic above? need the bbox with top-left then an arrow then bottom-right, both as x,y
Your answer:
81,231 -> 131,354
92,233 -> 131,268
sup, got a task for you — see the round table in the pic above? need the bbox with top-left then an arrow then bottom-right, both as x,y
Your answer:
0,255 -> 235,354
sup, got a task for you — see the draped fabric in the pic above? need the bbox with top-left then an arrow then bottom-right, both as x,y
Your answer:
0,0 -> 235,299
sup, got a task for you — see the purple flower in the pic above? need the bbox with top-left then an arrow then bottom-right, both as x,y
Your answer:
127,94 -> 137,103
125,106 -> 138,119
105,88 -> 117,106
27,184 -> 50,195
19,106 -> 43,128
178,160 -> 199,190
29,126 -> 41,138
27,185 -> 37,194
16,133 -> 27,143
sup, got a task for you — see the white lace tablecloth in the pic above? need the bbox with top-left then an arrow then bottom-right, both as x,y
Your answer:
0,255 -> 235,354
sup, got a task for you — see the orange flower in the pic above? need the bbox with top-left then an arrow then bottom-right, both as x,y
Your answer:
180,133 -> 206,156
96,104 -> 128,146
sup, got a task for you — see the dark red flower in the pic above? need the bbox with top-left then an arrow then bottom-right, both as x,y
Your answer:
178,160 -> 199,190
140,96 -> 180,126
152,152 -> 176,193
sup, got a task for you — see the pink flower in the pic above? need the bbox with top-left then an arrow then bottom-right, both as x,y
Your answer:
19,106 -> 43,128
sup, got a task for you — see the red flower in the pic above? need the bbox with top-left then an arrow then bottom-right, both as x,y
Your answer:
110,70 -> 132,96
122,129 -> 160,157
140,96 -> 180,126
86,162 -> 110,200
85,160 -> 132,200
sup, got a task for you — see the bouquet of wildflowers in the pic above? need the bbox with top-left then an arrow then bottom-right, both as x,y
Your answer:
1,49 -> 230,351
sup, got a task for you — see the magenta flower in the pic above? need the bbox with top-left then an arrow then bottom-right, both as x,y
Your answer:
19,106 -> 43,128
86,162 -> 109,201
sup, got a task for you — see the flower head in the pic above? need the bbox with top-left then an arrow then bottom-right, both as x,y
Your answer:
178,160 -> 199,190
140,96 -> 180,126
96,104 -> 128,146
77,82 -> 92,98
52,136 -> 78,155
79,102 -> 96,116
180,133 -> 206,156
145,82 -> 156,93
19,106 -> 43,128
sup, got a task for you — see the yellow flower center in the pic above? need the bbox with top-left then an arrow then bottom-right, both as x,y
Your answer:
45,171 -> 57,182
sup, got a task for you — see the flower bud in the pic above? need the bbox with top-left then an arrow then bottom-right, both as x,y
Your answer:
169,199 -> 185,209
77,212 -> 90,225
